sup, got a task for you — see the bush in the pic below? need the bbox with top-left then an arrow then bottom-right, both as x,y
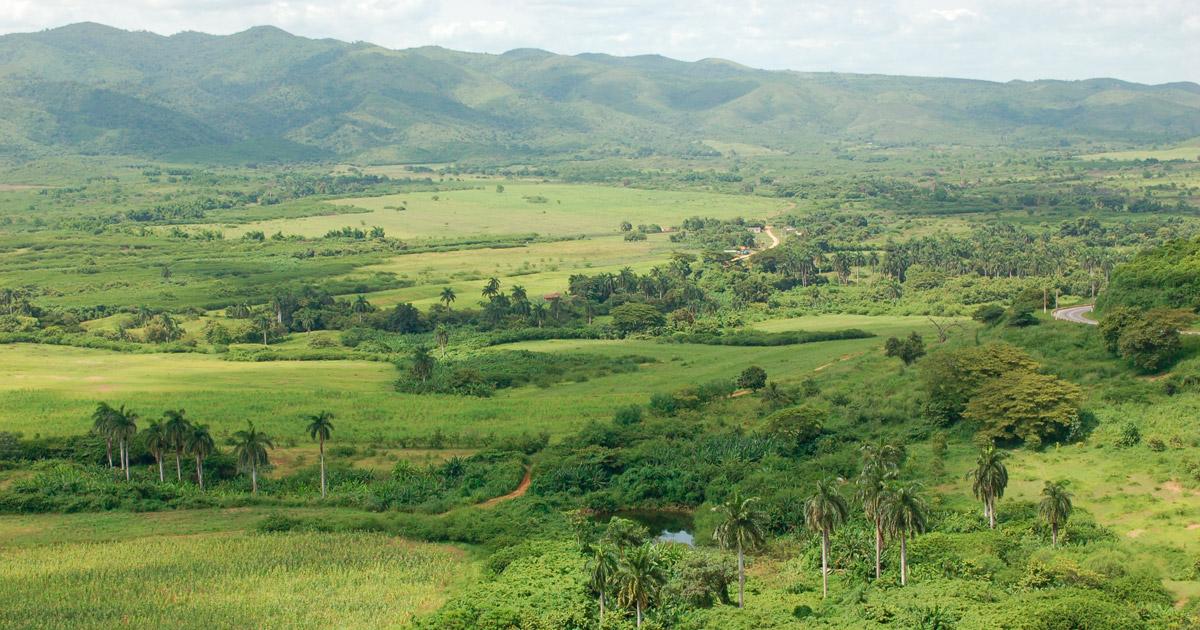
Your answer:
736,366 -> 767,391
972,304 -> 1005,325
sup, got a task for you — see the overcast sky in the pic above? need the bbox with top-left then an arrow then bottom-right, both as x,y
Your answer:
1,0 -> 1197,84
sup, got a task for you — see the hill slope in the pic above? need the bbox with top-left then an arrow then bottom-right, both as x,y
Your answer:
1,23 -> 1199,163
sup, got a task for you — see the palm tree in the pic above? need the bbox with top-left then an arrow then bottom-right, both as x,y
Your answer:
712,492 -> 766,608
233,422 -> 273,496
586,542 -> 619,626
229,301 -> 252,319
1039,481 -> 1073,547
410,346 -> 435,384
856,467 -> 894,581
352,295 -> 371,323
965,445 -> 1009,529
142,419 -> 169,482
305,411 -> 335,498
112,406 -> 139,481
615,544 -> 667,628
163,409 -> 191,482
804,477 -> 850,598
253,308 -> 275,346
91,402 -> 118,468
880,481 -> 928,586
184,424 -> 216,489
439,287 -> 457,311
481,278 -> 500,299
861,437 -> 904,474
434,325 -> 449,359
510,285 -> 528,302
296,308 -> 316,335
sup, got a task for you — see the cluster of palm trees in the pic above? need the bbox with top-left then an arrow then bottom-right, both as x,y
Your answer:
585,531 -> 670,628
88,403 -> 339,498
93,403 -> 217,486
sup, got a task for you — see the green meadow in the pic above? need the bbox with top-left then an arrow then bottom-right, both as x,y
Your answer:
218,182 -> 789,240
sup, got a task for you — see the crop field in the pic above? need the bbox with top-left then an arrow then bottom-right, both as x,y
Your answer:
0,531 -> 469,630
358,233 -> 686,308
217,182 -> 790,240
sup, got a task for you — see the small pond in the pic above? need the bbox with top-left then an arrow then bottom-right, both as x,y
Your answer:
594,510 -> 695,546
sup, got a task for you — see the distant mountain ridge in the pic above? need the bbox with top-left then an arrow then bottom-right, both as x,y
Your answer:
1,22 -> 1198,163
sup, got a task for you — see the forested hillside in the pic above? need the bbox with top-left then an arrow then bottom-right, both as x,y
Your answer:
1,22 -> 1200,163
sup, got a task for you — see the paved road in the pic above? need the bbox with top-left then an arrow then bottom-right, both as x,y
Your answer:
1052,305 -> 1098,325
1053,304 -> 1200,335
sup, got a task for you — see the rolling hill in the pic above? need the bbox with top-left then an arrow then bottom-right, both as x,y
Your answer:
1,22 -> 1199,163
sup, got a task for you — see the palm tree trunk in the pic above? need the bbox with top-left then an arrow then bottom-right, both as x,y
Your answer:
175,448 -> 182,481
821,529 -> 829,598
900,531 -> 908,586
106,438 -> 113,468
319,438 -> 327,498
599,593 -> 604,626
1052,523 -> 1058,547
875,522 -> 882,580
122,440 -> 130,481
636,602 -> 642,628
737,542 -> 744,608
988,493 -> 996,529
196,454 -> 204,489
251,464 -> 258,496
157,454 -> 164,482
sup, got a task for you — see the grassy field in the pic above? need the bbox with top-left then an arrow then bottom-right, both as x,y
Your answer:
357,233 -> 686,308
0,314 -> 930,443
0,530 -> 470,630
216,182 -> 789,240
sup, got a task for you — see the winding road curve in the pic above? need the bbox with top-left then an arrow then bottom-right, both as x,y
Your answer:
1053,304 -> 1200,335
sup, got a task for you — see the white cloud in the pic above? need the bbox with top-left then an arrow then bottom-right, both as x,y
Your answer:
0,0 -> 1196,83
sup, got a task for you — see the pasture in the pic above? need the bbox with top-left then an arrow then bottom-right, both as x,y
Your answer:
217,181 -> 789,240
357,233 -> 685,308
0,531 -> 469,630
0,317 -> 923,443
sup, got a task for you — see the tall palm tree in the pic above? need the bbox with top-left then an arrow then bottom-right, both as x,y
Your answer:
615,544 -> 667,628
856,467 -> 894,581
184,424 -> 216,489
163,409 -> 191,482
410,346 -> 435,384
352,295 -> 370,323
233,422 -> 273,496
142,419 -> 169,483
586,542 -> 619,626
434,325 -> 449,359
510,285 -> 528,302
112,406 -> 139,481
965,445 -> 1008,529
305,411 -> 335,498
91,402 -> 118,468
880,481 -> 928,586
1039,481 -> 1073,547
712,492 -> 766,607
439,287 -> 456,311
804,477 -> 850,598
861,437 -> 904,474
481,278 -> 500,299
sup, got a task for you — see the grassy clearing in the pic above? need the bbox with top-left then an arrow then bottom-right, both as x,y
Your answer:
359,233 -> 683,308
219,182 -> 788,239
0,531 -> 469,630
749,313 -> 940,337
0,322 -> 921,442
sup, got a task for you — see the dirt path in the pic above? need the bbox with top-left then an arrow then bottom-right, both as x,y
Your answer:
477,466 -> 531,508
731,203 -> 791,262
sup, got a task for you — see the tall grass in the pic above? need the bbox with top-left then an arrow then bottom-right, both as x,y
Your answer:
0,531 -> 466,629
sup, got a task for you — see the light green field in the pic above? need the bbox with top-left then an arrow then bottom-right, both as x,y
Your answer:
0,530 -> 469,630
750,314 -> 944,337
0,316 -> 927,442
359,233 -> 685,308
1079,144 -> 1200,161
215,182 -> 789,240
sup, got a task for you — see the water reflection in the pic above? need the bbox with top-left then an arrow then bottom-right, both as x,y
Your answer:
595,510 -> 695,547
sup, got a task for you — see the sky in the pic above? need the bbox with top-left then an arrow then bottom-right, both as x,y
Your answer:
1,0 -> 1197,84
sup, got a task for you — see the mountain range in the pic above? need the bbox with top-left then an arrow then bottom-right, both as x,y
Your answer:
1,22 -> 1199,164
